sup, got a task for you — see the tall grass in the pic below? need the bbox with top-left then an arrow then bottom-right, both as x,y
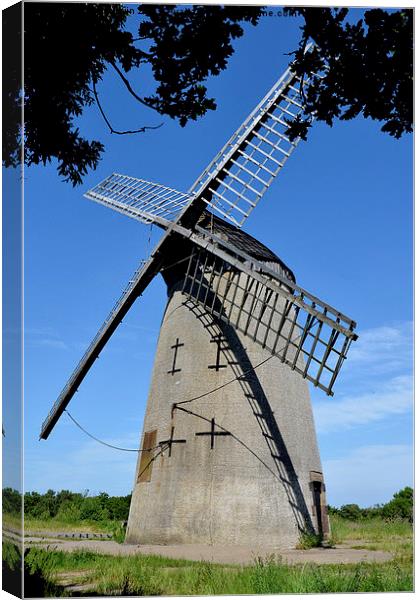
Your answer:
22,516 -> 116,534
24,543 -> 413,596
2,540 -> 22,571
330,514 -> 413,544
2,512 -> 23,530
21,515 -> 413,596
330,514 -> 413,561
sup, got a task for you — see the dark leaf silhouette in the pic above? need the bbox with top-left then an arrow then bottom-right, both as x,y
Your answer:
4,4 -> 260,186
3,5 -> 412,186
284,8 -> 413,141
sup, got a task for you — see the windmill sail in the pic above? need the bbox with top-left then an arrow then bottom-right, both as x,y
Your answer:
84,59 -> 311,230
84,174 -> 194,229
188,65 -> 310,227
180,233 -> 357,396
40,254 -> 164,440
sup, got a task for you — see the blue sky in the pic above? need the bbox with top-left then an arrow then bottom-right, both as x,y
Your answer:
12,8 -> 413,507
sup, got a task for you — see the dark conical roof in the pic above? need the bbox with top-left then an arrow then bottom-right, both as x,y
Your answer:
198,212 -> 295,283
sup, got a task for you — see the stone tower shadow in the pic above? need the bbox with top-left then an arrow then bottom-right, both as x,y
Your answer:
177,296 -> 315,535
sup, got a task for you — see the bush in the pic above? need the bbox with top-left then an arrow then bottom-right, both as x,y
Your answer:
107,494 -> 132,520
3,488 -> 22,515
327,505 -> 340,516
329,488 -> 413,523
55,501 -> 82,523
381,487 -> 413,522
79,497 -> 110,522
339,504 -> 363,521
21,489 -> 132,524
296,531 -> 323,549
112,523 -> 126,544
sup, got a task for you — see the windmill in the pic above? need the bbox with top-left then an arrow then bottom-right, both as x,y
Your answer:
40,55 -> 358,548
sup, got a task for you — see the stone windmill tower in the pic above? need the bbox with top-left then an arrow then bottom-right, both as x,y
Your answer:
41,57 -> 358,548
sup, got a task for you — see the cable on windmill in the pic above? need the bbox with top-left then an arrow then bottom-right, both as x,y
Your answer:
64,410 -> 164,453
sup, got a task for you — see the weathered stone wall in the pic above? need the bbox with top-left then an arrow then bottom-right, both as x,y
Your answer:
126,268 -> 327,548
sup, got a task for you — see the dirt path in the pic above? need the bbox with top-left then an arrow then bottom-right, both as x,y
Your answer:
24,538 -> 393,566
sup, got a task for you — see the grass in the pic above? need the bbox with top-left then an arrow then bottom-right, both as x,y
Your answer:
3,512 -> 118,534
4,511 -> 124,545
25,517 -> 116,534
3,512 -> 23,530
22,515 -> 413,596
330,514 -> 412,543
296,531 -> 323,549
329,515 -> 413,558
23,548 -> 413,596
3,540 -> 22,571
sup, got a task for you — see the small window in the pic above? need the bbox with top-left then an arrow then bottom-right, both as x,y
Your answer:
137,430 -> 157,483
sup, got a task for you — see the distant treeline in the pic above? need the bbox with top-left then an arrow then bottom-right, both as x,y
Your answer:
3,486 -> 413,524
3,488 -> 132,522
328,487 -> 413,523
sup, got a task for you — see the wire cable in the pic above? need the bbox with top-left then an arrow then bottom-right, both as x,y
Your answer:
65,310 -> 315,452
174,323 -> 312,408
64,409 -> 161,453
160,255 -> 191,273
174,406 -> 285,484
174,351 -> 277,407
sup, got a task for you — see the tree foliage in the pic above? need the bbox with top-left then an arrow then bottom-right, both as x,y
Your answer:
2,487 -> 22,515
328,487 -> 413,522
137,5 -> 260,125
381,487 -> 413,522
284,8 -> 413,141
3,487 -> 413,524
3,5 -> 412,186
4,3 -> 260,185
336,503 -> 363,521
1,488 -> 132,523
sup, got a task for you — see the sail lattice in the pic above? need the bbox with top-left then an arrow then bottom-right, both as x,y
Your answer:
189,67 -> 310,227
181,244 -> 357,395
84,174 -> 194,228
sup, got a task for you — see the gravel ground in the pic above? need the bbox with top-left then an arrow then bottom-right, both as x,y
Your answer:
23,538 -> 393,566
4,526 -> 393,565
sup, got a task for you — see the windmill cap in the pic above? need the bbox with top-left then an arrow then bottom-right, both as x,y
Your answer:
199,211 -> 296,283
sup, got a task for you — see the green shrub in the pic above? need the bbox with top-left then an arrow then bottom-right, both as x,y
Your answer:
55,501 -> 82,523
339,503 -> 363,520
3,488 -> 22,515
2,541 -> 21,571
296,531 -> 323,549
111,522 -> 126,544
329,488 -> 413,523
381,487 -> 413,522
79,497 -> 110,522
22,488 -> 132,525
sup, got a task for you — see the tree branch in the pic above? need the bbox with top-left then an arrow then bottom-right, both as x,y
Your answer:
110,60 -> 155,109
129,39 -> 154,58
92,80 -> 162,135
